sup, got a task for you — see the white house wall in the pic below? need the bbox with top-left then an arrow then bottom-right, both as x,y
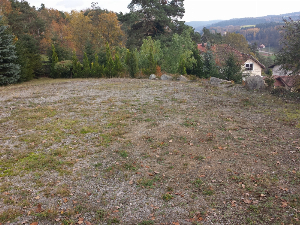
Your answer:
242,59 -> 262,76
272,65 -> 293,76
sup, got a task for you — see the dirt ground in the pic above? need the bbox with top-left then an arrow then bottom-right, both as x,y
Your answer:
0,78 -> 299,225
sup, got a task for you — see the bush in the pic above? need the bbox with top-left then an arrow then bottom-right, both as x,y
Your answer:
54,60 -> 73,78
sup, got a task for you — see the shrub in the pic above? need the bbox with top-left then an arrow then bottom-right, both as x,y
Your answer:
54,60 -> 73,78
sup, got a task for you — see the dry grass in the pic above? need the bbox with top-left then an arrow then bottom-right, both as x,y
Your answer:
0,78 -> 299,224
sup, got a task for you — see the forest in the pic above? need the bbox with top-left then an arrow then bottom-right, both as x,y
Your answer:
0,0 -> 275,85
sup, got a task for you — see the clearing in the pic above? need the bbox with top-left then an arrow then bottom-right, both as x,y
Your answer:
0,78 -> 299,225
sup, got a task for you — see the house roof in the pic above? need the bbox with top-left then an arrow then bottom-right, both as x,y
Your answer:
273,75 -> 299,88
197,43 -> 265,69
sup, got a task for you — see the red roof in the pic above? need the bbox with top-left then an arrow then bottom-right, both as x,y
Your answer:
273,75 -> 299,88
197,43 -> 265,69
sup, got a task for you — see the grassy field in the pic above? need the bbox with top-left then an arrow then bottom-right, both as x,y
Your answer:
0,78 -> 299,224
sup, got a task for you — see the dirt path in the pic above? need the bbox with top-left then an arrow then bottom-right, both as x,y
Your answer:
0,78 -> 299,224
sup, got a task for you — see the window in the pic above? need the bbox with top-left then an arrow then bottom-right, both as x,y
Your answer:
245,63 -> 253,70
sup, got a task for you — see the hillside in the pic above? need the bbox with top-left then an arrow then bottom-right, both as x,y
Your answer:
185,20 -> 223,32
189,11 -> 300,32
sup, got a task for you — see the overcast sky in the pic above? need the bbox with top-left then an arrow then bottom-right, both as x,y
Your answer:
26,0 -> 300,22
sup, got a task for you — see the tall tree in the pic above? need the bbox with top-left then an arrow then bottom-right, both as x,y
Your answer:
223,32 -> 250,53
0,15 -> 20,85
276,18 -> 300,75
122,0 -> 185,48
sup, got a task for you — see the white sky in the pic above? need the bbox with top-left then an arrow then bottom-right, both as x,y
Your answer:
26,0 -> 300,22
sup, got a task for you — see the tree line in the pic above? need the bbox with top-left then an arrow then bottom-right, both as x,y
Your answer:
1,0 -> 297,86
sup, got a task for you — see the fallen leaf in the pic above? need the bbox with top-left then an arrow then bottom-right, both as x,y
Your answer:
35,204 -> 42,213
55,218 -> 60,222
172,222 -> 180,225
78,217 -> 84,221
30,222 -> 38,225
253,200 -> 259,204
169,140 -> 173,143
218,146 -> 223,150
129,180 -> 133,185
260,194 -> 266,197
78,221 -> 84,224
242,184 -> 245,189
281,201 -> 288,208
86,222 -> 92,225
244,199 -> 251,204
63,198 -> 68,203
34,196 -> 40,200
231,200 -> 236,207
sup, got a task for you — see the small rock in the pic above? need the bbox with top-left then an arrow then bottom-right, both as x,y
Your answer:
245,75 -> 265,90
179,75 -> 188,81
161,74 -> 173,80
149,74 -> 156,80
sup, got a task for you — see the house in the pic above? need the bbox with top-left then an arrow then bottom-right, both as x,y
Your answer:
272,75 -> 300,91
268,64 -> 300,91
269,64 -> 293,76
197,43 -> 265,77
259,44 -> 265,49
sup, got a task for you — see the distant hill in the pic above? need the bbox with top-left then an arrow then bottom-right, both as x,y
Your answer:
187,11 -> 300,32
208,11 -> 300,29
185,20 -> 223,31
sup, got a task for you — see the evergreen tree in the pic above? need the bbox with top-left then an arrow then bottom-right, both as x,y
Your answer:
203,43 -> 219,78
114,53 -> 123,76
72,51 -> 82,78
82,52 -> 91,77
125,49 -> 138,78
221,53 -> 242,83
50,44 -> 59,78
121,0 -> 185,48
104,43 -> 115,78
91,53 -> 104,77
0,16 -> 20,85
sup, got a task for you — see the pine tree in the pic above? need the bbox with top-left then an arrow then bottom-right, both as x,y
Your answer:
72,51 -> 82,78
125,49 -> 138,78
82,52 -> 91,77
91,53 -> 104,78
104,43 -> 115,78
0,16 -> 20,85
50,44 -> 59,78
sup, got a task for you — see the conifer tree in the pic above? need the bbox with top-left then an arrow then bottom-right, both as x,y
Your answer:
82,52 -> 91,77
72,51 -> 82,78
125,49 -> 138,78
50,44 -> 59,78
91,53 -> 104,78
0,16 -> 20,85
104,43 -> 115,78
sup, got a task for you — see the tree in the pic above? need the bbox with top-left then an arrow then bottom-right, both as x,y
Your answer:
125,49 -> 138,78
104,43 -> 115,78
203,43 -> 219,78
69,11 -> 92,54
220,53 -> 242,83
138,37 -> 161,75
122,0 -> 185,48
162,28 -> 196,74
82,52 -> 91,77
276,18 -> 300,74
0,15 -> 20,85
72,51 -> 82,78
223,32 -> 250,53
50,44 -> 59,78
96,12 -> 125,47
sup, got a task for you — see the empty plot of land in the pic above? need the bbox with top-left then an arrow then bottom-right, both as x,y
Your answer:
0,78 -> 299,224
